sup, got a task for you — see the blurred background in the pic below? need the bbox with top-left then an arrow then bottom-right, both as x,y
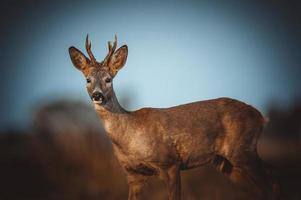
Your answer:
0,0 -> 300,199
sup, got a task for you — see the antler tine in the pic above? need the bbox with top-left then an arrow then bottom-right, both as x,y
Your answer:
85,34 -> 97,64
103,34 -> 118,65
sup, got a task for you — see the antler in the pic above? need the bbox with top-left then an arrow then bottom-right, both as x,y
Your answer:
103,34 -> 117,66
85,34 -> 97,64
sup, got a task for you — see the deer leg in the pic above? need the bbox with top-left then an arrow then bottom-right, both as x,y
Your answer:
160,164 -> 181,200
227,157 -> 269,200
127,173 -> 148,200
261,161 -> 281,200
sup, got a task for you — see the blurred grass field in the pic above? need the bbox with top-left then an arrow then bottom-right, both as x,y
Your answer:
0,100 -> 300,200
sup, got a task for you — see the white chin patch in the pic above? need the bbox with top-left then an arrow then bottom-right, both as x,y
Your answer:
93,100 -> 103,104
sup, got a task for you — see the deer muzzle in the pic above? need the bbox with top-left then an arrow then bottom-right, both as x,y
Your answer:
91,91 -> 105,104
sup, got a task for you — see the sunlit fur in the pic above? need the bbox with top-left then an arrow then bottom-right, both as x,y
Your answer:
69,36 -> 278,200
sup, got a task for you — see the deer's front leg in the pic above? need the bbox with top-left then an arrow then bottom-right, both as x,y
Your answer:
161,164 -> 181,200
127,173 -> 148,200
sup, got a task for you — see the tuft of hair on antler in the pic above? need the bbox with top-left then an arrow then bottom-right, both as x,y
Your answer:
85,34 -> 97,64
103,34 -> 117,66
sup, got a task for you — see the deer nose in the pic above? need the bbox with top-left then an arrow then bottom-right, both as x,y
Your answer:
92,91 -> 104,101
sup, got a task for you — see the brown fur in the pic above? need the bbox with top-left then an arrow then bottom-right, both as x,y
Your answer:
69,35 -> 275,200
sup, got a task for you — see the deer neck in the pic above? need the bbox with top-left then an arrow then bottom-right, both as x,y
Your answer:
94,90 -> 128,135
106,90 -> 127,113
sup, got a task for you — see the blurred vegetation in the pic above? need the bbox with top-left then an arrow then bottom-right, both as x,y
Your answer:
0,100 -> 300,200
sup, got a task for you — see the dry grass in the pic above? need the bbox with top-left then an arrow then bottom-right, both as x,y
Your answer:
0,100 -> 300,199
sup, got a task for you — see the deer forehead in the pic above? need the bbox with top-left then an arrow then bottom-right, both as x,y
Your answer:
87,67 -> 111,79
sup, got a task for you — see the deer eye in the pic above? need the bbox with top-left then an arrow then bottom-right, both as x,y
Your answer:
105,78 -> 111,83
86,78 -> 91,83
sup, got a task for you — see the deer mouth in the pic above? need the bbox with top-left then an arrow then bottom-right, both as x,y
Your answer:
92,97 -> 106,105
93,97 -> 107,105
93,100 -> 103,105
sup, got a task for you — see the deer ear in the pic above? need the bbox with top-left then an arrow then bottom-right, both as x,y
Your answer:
108,45 -> 128,76
69,46 -> 90,72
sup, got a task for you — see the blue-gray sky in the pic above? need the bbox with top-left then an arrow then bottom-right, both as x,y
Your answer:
1,0 -> 301,130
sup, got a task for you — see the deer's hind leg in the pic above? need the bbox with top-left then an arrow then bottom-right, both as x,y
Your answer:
227,152 -> 270,200
212,152 -> 269,199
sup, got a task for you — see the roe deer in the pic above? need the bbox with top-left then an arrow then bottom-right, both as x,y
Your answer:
69,35 -> 276,200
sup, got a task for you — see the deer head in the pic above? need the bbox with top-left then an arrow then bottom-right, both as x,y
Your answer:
69,35 -> 128,108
